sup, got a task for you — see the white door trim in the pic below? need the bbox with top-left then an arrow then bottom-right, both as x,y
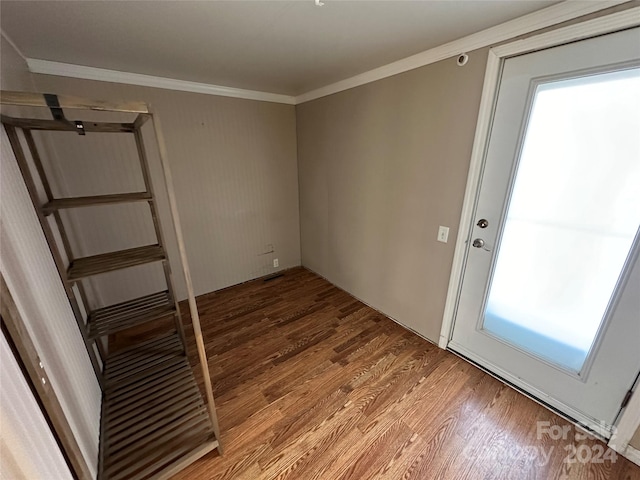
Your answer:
609,374 -> 640,457
438,5 -> 640,446
623,446 -> 640,467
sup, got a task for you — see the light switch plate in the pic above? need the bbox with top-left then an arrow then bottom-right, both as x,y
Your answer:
437,226 -> 450,243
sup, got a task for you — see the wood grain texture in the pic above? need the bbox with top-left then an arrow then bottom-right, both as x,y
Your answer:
158,268 -> 639,480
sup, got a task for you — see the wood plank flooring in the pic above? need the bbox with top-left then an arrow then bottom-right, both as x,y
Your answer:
168,267 -> 639,480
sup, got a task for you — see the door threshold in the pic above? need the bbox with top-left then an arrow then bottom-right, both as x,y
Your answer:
447,342 -> 611,441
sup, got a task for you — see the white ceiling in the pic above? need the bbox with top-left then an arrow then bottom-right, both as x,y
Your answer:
2,1 -> 562,96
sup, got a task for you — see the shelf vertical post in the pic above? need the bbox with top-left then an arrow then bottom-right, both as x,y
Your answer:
148,110 -> 222,452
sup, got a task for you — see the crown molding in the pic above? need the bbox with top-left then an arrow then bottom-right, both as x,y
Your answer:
23,1 -> 631,106
294,0 -> 632,104
26,59 -> 297,105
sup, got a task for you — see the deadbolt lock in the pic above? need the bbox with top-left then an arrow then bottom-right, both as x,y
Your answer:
477,218 -> 489,229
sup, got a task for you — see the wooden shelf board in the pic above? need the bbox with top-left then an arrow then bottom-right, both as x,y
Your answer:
67,245 -> 165,281
43,193 -> 152,215
104,333 -> 185,388
105,332 -> 182,368
88,291 -> 175,339
100,334 -> 215,480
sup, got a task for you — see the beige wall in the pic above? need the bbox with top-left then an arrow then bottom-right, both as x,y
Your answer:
1,35 -> 101,476
631,426 -> 640,450
296,47 -> 488,341
0,37 -> 33,91
294,0 -> 638,346
30,75 -> 301,305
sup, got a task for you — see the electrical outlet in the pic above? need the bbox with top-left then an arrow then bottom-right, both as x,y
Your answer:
273,258 -> 279,268
437,226 -> 450,243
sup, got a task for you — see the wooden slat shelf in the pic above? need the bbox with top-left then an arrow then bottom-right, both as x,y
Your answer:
104,333 -> 185,389
42,193 -> 152,215
106,332 -> 183,368
101,334 -> 217,480
67,245 -> 165,281
87,291 -> 175,339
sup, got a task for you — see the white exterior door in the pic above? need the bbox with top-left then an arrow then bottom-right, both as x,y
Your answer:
449,27 -> 640,436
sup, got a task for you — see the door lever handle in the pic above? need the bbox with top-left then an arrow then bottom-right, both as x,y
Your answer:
472,238 -> 491,252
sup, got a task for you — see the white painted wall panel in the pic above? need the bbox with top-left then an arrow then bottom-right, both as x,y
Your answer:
1,128 -> 101,477
1,35 -> 101,477
0,331 -> 73,480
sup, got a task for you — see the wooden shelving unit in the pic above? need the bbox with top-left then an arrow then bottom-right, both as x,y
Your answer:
1,92 -> 221,480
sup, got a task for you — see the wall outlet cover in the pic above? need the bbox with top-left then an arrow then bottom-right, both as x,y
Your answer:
437,226 -> 450,243
273,258 -> 279,268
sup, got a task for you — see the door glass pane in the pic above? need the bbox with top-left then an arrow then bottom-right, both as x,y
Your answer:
483,68 -> 640,372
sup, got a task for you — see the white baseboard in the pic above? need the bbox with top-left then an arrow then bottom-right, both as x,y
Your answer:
624,445 -> 640,467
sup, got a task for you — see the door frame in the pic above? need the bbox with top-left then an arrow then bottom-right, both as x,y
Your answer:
438,6 -> 640,450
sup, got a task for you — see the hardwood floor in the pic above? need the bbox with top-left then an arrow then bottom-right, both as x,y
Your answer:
168,267 -> 639,480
